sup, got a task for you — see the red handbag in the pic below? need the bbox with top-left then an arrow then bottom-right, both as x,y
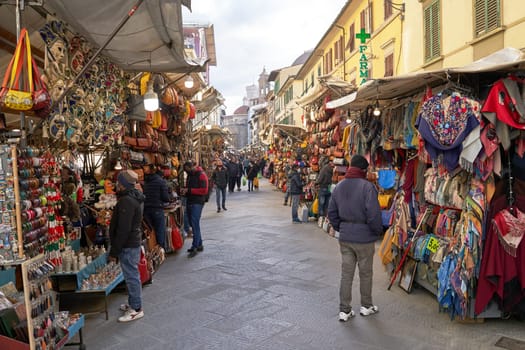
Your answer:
171,225 -> 183,250
139,246 -> 151,284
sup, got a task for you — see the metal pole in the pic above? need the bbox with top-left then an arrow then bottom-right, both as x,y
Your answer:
15,0 -> 27,147
50,0 -> 145,110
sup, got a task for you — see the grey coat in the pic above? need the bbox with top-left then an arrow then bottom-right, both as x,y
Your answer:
327,177 -> 382,243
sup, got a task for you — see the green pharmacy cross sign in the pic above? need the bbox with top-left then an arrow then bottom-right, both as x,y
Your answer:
356,28 -> 371,85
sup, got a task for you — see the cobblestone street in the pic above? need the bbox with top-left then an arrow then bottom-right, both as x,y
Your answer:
81,179 -> 525,350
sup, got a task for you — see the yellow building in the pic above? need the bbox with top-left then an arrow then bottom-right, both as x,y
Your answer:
403,0 -> 525,71
293,0 -> 405,111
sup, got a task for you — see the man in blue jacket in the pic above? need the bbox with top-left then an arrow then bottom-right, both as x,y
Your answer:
327,154 -> 382,322
143,164 -> 170,249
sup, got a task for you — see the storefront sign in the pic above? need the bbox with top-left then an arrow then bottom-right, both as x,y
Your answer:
356,28 -> 371,85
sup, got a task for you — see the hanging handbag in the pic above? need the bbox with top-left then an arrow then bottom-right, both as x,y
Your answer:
377,168 -> 397,190
0,28 -> 34,112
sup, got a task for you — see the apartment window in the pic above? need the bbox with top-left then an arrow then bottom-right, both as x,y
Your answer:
384,0 -> 393,19
384,53 -> 394,77
474,0 -> 501,37
347,23 -> 355,52
335,35 -> 344,65
424,0 -> 441,62
360,3 -> 373,34
324,49 -> 333,73
310,73 -> 314,87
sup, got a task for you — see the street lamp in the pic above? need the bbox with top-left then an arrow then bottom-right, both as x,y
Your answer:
184,75 -> 194,89
143,81 -> 159,111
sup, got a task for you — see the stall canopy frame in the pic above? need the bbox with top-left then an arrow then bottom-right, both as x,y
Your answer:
327,47 -> 525,110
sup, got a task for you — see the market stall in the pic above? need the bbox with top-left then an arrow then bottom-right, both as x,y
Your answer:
330,48 -> 525,321
0,0 -> 199,347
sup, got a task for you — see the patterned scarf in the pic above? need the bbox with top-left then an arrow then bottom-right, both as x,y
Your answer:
492,207 -> 525,257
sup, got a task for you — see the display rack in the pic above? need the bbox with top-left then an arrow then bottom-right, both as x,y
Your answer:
51,253 -> 123,320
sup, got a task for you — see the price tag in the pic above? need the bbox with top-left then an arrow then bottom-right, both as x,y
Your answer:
426,237 -> 440,253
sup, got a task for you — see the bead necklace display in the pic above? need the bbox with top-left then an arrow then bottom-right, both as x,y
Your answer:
0,145 -> 18,263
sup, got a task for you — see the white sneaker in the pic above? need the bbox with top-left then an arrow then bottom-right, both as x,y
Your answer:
119,304 -> 130,312
118,309 -> 144,322
359,305 -> 378,316
339,310 -> 355,322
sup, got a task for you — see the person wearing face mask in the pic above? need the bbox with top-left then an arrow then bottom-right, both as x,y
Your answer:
211,159 -> 229,212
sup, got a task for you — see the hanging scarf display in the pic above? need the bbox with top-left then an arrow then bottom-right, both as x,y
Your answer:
416,92 -> 481,172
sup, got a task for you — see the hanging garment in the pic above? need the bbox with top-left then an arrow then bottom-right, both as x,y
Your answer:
416,93 -> 481,172
482,77 -> 525,150
475,194 -> 525,315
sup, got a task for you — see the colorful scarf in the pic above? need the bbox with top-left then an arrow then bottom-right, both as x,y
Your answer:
345,166 -> 366,179
492,207 -> 525,257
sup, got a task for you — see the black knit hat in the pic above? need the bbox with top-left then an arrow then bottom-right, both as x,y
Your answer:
350,154 -> 369,169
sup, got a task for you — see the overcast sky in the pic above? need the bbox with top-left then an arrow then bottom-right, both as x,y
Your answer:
182,0 -> 347,114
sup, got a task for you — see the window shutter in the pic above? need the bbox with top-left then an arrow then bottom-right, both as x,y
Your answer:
424,0 -> 440,61
384,0 -> 393,19
474,0 -> 501,37
384,53 -> 394,77
348,23 -> 355,52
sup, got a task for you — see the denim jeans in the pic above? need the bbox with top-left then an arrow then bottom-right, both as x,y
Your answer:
318,187 -> 331,217
144,208 -> 166,249
215,186 -> 226,209
283,187 -> 291,204
187,203 -> 203,249
248,180 -> 254,191
339,241 -> 375,313
291,194 -> 300,220
119,247 -> 142,311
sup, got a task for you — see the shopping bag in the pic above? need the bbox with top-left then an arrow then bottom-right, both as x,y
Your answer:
300,204 -> 309,222
242,176 -> 247,186
253,177 -> 259,188
311,197 -> 319,215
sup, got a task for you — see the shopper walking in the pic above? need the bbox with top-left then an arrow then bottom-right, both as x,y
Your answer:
226,157 -> 242,193
108,170 -> 145,322
181,161 -> 209,258
246,160 -> 259,192
316,158 -> 334,217
327,154 -> 383,322
289,164 -> 303,223
283,160 -> 293,206
143,164 -> 170,249
212,159 -> 229,212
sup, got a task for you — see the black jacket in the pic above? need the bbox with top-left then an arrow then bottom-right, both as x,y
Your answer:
109,188 -> 145,257
289,170 -> 303,195
212,166 -> 229,188
143,172 -> 170,209
316,164 -> 334,188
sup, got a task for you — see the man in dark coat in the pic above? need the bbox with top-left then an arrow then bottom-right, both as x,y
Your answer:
212,159 -> 229,212
226,158 -> 242,193
143,164 -> 170,249
327,154 -> 382,322
315,158 -> 334,217
289,164 -> 303,223
109,170 -> 145,322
